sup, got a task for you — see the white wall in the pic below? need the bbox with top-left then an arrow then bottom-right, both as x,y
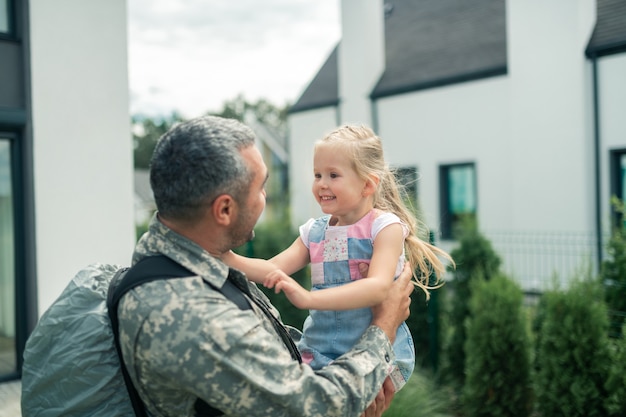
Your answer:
598,53 -> 626,233
376,76 -> 511,234
506,0 -> 596,233
29,0 -> 135,313
338,0 -> 385,125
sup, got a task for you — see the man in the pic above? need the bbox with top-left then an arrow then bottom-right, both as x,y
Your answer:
117,116 -> 413,416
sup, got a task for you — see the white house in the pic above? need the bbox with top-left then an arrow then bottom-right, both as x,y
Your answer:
0,0 -> 134,381
287,0 -> 626,292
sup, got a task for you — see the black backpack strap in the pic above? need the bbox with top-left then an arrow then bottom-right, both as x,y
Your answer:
107,255 -> 298,417
107,256 -> 252,417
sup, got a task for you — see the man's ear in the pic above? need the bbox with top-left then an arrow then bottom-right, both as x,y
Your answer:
362,175 -> 380,197
211,194 -> 237,226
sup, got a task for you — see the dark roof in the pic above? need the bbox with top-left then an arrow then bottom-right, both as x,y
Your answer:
586,0 -> 626,57
289,46 -> 340,113
290,0 -> 507,113
372,0 -> 507,98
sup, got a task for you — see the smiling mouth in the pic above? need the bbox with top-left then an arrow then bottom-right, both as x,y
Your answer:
320,196 -> 335,201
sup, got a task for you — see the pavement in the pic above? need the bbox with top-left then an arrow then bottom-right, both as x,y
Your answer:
0,380 -> 21,417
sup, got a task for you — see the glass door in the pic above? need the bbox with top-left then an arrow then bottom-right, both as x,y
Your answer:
0,137 -> 15,378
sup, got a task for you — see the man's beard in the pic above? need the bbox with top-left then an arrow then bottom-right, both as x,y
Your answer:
228,218 -> 256,250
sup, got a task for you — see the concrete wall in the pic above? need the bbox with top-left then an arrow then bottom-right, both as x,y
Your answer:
29,0 -> 135,313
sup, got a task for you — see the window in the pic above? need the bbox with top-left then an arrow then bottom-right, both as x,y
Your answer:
0,137 -> 16,377
610,149 -> 626,229
439,163 -> 477,239
0,0 -> 10,34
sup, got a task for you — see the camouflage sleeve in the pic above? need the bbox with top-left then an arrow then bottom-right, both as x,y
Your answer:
121,278 -> 395,417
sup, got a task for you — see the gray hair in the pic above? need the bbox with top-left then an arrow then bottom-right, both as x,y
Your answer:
150,115 -> 256,221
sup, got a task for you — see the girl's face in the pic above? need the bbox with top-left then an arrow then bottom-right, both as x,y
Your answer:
312,143 -> 372,225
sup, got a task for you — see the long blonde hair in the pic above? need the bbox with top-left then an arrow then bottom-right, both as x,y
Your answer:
317,125 -> 453,298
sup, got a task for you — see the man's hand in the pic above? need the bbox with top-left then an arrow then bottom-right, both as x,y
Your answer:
370,262 -> 413,343
360,377 -> 395,417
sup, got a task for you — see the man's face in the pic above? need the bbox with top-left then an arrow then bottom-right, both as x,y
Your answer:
228,145 -> 268,248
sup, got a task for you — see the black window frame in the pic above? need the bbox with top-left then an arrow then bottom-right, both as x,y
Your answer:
439,162 -> 477,240
610,148 -> 626,230
0,0 -> 15,39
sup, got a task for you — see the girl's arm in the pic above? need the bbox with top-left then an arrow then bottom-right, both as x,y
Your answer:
274,223 -> 405,311
222,237 -> 310,284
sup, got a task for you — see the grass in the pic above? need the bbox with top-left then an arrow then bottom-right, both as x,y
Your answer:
383,369 -> 455,417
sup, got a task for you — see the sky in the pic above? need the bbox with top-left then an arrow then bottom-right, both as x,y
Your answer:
127,0 -> 341,119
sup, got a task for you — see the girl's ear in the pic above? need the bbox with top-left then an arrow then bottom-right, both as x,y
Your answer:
362,175 -> 380,197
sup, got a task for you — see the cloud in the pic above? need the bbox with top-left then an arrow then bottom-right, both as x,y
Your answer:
127,0 -> 340,118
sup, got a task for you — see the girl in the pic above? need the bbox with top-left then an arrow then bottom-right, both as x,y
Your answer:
223,124 -> 452,391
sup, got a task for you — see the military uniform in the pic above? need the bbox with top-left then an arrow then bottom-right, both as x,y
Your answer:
117,215 -> 396,417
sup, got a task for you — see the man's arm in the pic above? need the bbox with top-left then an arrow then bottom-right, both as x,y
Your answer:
121,264 -> 413,417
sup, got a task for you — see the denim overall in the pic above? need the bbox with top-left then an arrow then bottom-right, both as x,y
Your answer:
298,210 -> 415,391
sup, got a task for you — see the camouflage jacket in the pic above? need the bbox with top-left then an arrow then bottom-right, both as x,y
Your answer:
118,215 -> 396,417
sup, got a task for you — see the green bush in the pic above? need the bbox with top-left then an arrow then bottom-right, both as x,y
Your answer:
383,370 -> 453,417
534,280 -> 611,417
600,200 -> 626,337
607,324 -> 626,416
406,284 -> 447,372
233,219 -> 309,329
442,218 -> 501,386
462,274 -> 532,417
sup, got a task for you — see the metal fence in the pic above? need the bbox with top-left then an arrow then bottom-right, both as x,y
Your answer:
483,230 -> 602,293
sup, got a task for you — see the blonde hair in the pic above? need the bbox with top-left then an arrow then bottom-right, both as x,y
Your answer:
317,125 -> 453,298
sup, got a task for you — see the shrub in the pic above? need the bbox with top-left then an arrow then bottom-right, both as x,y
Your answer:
600,199 -> 626,337
462,274 -> 532,417
405,232 -> 448,372
442,218 -> 501,386
383,370 -> 453,417
607,324 -> 626,416
534,280 -> 611,417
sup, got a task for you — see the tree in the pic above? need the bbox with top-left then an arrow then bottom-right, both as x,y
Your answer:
534,280 -> 611,416
442,217 -> 502,387
209,94 -> 289,136
601,197 -> 626,337
131,96 -> 289,170
463,274 -> 532,417
132,112 -> 183,169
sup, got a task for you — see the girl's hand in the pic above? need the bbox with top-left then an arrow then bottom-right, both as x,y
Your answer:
265,270 -> 312,309
264,269 -> 290,289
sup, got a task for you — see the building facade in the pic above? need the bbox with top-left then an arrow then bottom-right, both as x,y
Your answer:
288,0 -> 626,292
0,0 -> 134,381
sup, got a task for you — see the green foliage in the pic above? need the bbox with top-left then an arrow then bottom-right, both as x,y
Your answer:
405,287 -> 442,370
132,95 -> 289,170
534,280 -> 611,417
462,274 -> 532,417
209,94 -> 289,136
383,370 -> 453,417
601,198 -> 626,337
606,324 -> 626,416
132,112 -> 183,169
135,220 -> 149,242
233,219 -> 309,329
442,218 -> 502,386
